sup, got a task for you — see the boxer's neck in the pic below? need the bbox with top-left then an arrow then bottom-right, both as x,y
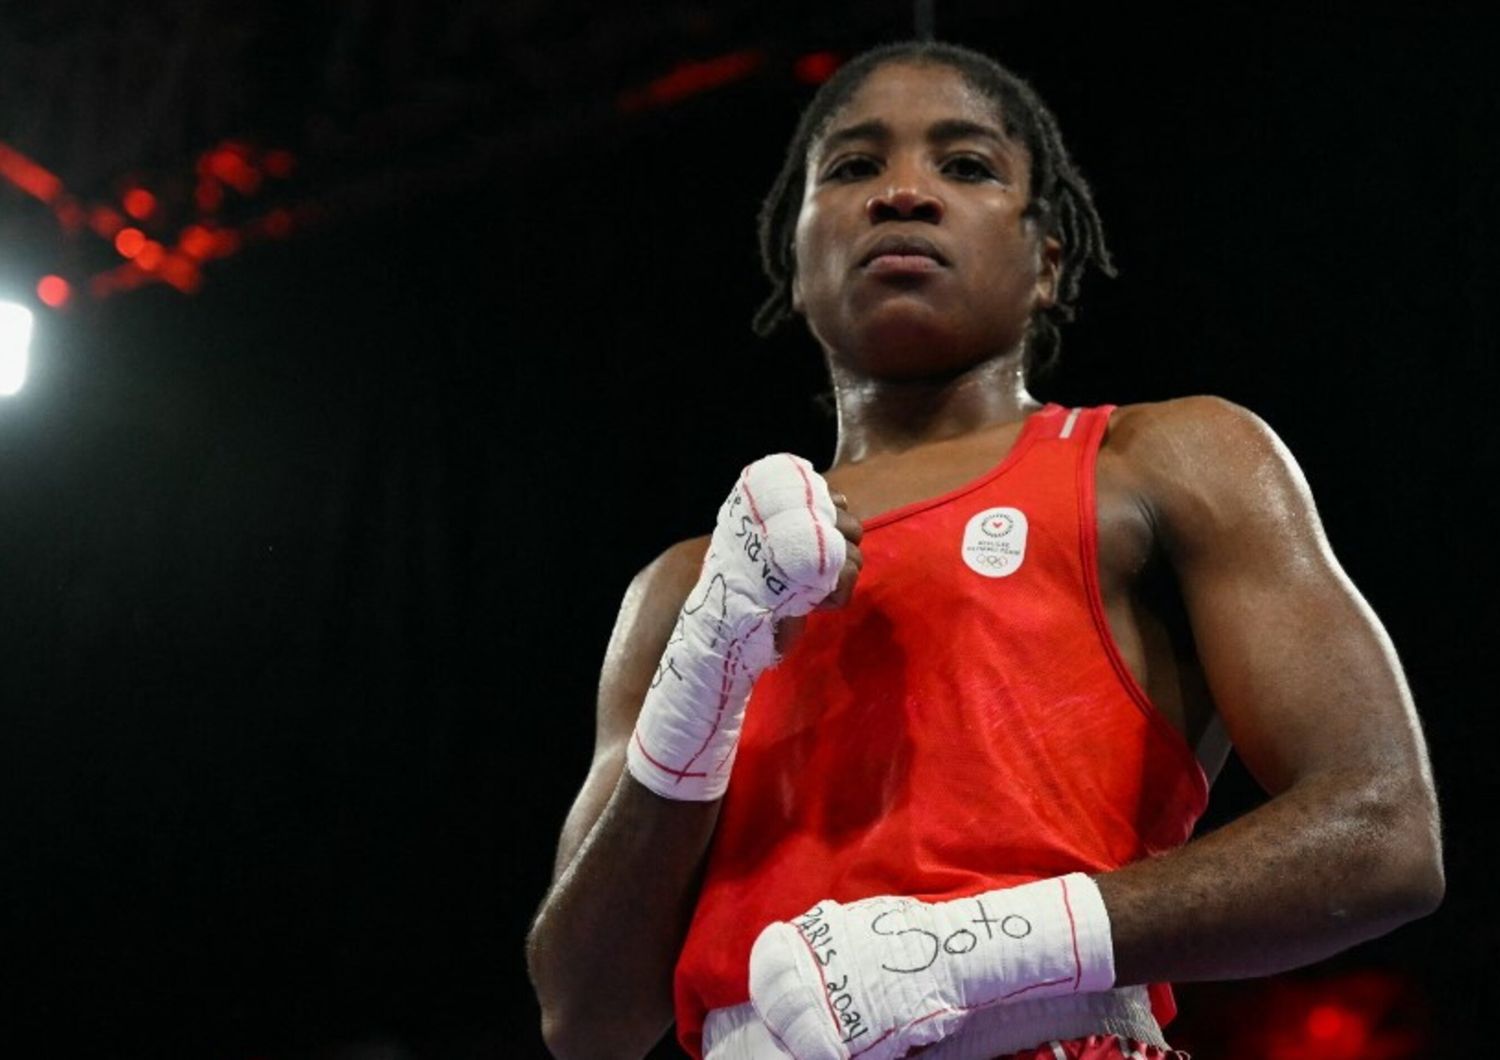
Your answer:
827,351 -> 1039,467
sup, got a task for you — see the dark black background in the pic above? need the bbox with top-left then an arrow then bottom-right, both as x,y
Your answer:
0,4 -> 1493,1057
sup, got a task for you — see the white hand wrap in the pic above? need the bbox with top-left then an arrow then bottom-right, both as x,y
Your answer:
748,875 -> 1115,1060
625,453 -> 844,801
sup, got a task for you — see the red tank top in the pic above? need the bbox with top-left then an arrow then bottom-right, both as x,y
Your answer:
673,404 -> 1210,1057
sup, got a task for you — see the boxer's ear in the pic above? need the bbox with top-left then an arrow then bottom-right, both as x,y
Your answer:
1034,235 -> 1062,310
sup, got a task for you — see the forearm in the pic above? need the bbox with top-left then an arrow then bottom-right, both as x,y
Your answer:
528,772 -> 719,1060
530,461 -> 850,1057
1099,766 -> 1444,986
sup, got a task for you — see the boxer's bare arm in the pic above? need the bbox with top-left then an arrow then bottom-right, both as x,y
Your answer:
1096,396 -> 1443,983
529,492 -> 863,1060
527,537 -> 714,1060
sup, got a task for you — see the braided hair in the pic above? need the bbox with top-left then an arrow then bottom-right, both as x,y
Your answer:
753,41 -> 1116,377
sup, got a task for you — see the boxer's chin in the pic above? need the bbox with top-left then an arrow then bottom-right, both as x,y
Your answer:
832,295 -> 995,381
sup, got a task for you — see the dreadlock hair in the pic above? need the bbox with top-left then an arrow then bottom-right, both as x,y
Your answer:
752,41 -> 1116,378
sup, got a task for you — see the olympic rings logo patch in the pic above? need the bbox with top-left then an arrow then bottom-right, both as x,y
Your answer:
961,506 -> 1028,578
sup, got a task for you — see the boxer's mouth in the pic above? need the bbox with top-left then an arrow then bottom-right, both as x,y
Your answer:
858,235 -> 949,269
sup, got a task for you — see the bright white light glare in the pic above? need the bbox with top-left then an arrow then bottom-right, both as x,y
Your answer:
0,300 -> 34,396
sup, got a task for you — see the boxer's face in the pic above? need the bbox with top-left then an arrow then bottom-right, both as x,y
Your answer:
792,62 -> 1060,379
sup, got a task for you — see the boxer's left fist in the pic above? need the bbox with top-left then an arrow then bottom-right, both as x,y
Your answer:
749,876 -> 1115,1060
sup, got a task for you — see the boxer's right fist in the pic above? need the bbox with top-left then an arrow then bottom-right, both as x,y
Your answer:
627,454 -> 845,801
776,488 -> 863,654
705,453 -> 847,639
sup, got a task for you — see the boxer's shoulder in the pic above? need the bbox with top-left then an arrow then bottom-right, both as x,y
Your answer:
611,536 -> 710,658
642,535 -> 711,593
1101,395 -> 1282,487
594,536 -> 712,748
1101,395 -> 1312,557
1104,394 -> 1265,453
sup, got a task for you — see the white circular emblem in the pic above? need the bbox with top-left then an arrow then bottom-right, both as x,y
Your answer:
962,506 -> 1028,578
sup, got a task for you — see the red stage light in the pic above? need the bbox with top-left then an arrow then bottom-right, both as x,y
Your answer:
261,208 -> 294,239
1306,1003 -> 1347,1041
36,275 -> 70,308
207,147 -> 260,194
160,255 -> 201,293
212,228 -> 241,257
54,197 -> 85,233
195,179 -> 224,213
618,50 -> 765,112
0,141 -> 63,203
90,263 -> 148,298
90,205 -> 125,238
263,149 -> 296,179
123,187 -> 156,220
178,225 -> 215,260
1237,971 -> 1420,1060
794,51 -> 841,84
114,227 -> 146,258
135,240 -> 165,270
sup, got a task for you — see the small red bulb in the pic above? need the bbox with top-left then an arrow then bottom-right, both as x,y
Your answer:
123,187 -> 156,220
36,275 -> 70,308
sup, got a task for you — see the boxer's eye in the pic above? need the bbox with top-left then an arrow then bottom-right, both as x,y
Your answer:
942,154 -> 999,183
823,156 -> 880,182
